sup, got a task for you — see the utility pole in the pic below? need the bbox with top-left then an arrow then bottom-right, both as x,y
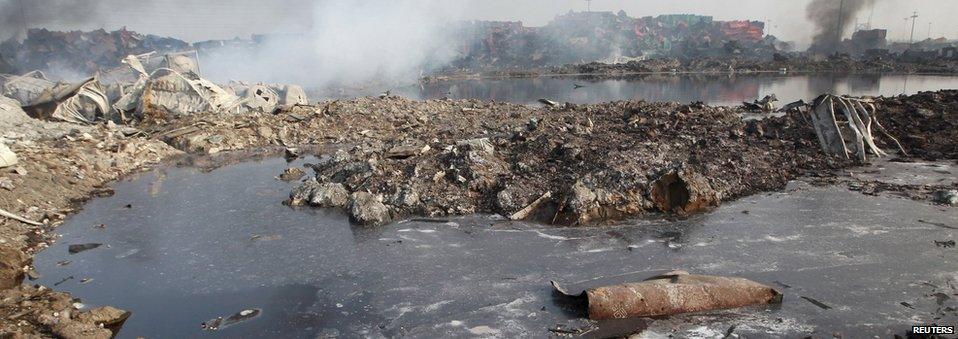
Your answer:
586,0 -> 592,12
908,11 -> 918,45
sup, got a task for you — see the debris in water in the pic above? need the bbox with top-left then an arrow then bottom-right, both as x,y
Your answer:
800,296 -> 832,310
935,240 -> 955,248
68,243 -> 102,254
277,167 -> 306,182
53,275 -> 74,286
551,270 -> 781,319
202,308 -> 262,331
115,249 -> 140,259
56,260 -> 71,266
538,98 -> 559,107
919,219 -> 958,230
932,190 -> 958,206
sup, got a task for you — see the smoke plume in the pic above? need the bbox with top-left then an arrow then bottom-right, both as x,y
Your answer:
0,0 -> 107,41
805,0 -> 878,53
201,0 -> 462,88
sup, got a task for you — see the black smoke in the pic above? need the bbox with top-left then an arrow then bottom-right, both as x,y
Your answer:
806,0 -> 878,54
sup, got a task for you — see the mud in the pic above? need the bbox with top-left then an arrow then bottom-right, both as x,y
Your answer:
1,90 -> 957,336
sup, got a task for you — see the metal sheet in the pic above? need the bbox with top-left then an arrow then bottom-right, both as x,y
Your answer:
553,271 -> 782,320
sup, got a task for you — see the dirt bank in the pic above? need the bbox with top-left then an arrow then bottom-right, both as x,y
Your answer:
1,91 -> 956,336
0,125 -> 178,337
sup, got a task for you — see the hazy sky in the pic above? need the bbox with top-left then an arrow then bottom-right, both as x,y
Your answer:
2,0 -> 955,46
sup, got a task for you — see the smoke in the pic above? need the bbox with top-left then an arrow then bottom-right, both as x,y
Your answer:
0,0 -> 107,41
805,0 -> 878,53
200,0 -> 463,88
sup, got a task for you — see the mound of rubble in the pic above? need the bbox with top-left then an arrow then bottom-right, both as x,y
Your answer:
145,91 -> 958,227
876,90 -> 958,160
256,98 -> 838,226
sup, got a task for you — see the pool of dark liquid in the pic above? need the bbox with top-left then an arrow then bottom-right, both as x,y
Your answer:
312,73 -> 958,106
32,156 -> 958,338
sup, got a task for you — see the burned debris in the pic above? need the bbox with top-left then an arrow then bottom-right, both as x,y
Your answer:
808,94 -> 906,162
552,270 -> 782,319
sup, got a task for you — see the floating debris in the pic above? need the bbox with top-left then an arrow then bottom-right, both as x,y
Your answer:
800,296 -> 832,310
68,243 -> 102,254
202,308 -> 262,331
53,275 -> 74,286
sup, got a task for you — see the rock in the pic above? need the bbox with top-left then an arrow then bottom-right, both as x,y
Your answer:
915,108 -> 937,118
0,245 -> 28,289
278,167 -> 306,182
51,321 -> 113,339
933,190 -> 958,206
309,183 -> 349,208
567,181 -> 598,215
287,180 -> 320,206
390,187 -> 421,209
496,187 -> 529,214
0,143 -> 17,168
284,147 -> 300,161
347,192 -> 391,226
385,143 -> 425,159
256,126 -> 274,139
649,169 -> 719,215
455,138 -> 494,156
75,306 -> 131,327
0,176 -> 13,190
527,117 -> 539,131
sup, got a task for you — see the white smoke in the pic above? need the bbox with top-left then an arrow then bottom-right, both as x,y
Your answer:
200,0 -> 463,88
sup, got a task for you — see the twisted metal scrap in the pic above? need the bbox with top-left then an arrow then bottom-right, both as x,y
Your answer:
809,94 -> 907,162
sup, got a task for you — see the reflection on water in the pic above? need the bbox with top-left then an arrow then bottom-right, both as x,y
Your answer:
312,74 -> 958,106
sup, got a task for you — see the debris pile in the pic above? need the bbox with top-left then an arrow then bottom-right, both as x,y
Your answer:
269,96 -> 836,226
870,90 -> 958,160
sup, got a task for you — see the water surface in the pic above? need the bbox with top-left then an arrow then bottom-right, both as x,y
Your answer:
33,157 -> 958,338
313,74 -> 958,106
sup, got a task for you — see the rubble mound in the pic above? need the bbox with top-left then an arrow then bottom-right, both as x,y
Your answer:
876,90 -> 958,160
274,98 -> 835,225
